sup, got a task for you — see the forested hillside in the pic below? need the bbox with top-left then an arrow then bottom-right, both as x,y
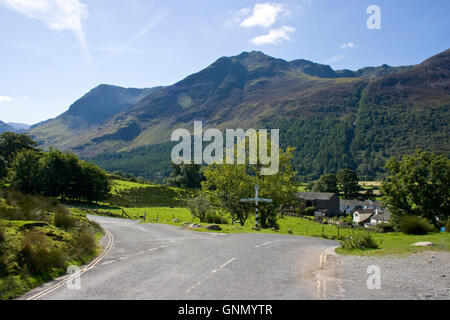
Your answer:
31,49 -> 450,181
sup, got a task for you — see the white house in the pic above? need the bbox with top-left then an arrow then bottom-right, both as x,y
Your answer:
340,200 -> 381,214
353,209 -> 375,225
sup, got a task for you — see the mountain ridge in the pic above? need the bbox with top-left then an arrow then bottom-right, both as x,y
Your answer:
28,49 -> 450,180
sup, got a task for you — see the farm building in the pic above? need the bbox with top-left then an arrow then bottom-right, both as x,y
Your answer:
297,192 -> 340,216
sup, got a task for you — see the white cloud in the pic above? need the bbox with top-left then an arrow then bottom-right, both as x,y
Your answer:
224,7 -> 252,28
251,25 -> 295,45
0,96 -> 12,103
340,42 -> 355,49
241,3 -> 288,28
0,0 -> 91,62
325,54 -> 346,64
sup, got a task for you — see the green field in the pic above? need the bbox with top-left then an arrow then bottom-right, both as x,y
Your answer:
70,179 -> 450,257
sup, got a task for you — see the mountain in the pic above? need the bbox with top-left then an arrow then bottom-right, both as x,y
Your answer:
7,122 -> 31,131
0,121 -> 16,134
29,50 -> 450,180
28,84 -> 164,150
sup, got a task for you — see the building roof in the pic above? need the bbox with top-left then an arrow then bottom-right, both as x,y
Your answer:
340,200 -> 381,207
354,212 -> 374,223
298,192 -> 336,201
372,211 -> 391,221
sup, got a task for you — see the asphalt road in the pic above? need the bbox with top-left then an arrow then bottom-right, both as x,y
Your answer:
22,215 -> 340,300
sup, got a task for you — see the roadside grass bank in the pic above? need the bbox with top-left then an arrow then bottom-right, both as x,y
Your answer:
0,190 -> 104,300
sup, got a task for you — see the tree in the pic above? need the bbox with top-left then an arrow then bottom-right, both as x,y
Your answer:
165,163 -> 205,189
382,150 -> 449,228
0,132 -> 38,164
186,194 -> 212,222
8,150 -> 42,194
312,174 -> 338,195
202,163 -> 254,226
0,156 -> 6,180
337,169 -> 360,199
39,149 -> 69,198
202,148 -> 297,228
80,162 -> 111,203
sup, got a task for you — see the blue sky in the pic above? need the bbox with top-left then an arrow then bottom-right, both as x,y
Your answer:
0,0 -> 449,124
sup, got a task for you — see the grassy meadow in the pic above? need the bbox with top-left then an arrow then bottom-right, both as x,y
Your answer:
68,179 -> 450,257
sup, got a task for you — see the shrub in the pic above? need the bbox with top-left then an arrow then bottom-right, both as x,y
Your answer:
340,215 -> 353,226
340,233 -> 379,250
376,223 -> 395,233
304,207 -> 316,216
54,209 -> 78,230
70,226 -> 97,262
446,220 -> 450,233
187,194 -> 212,222
400,215 -> 433,235
203,214 -> 228,225
20,231 -> 66,275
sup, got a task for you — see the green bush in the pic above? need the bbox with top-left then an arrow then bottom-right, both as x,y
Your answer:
54,209 -> 78,230
304,207 -> 316,216
20,231 -> 66,275
376,223 -> 395,233
339,215 -> 353,226
340,233 -> 379,250
400,215 -> 433,235
71,226 -> 97,262
445,220 -> 450,233
203,214 -> 228,225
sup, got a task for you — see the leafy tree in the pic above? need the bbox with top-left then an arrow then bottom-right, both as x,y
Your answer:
312,174 -> 338,194
165,163 -> 205,189
80,162 -> 111,203
8,150 -> 42,194
8,144 -> 111,203
39,149 -> 69,198
0,156 -> 6,180
337,169 -> 360,199
255,148 -> 298,228
202,163 -> 254,226
382,150 -> 449,228
64,152 -> 85,201
0,132 -> 38,164
202,148 -> 297,228
186,194 -> 212,222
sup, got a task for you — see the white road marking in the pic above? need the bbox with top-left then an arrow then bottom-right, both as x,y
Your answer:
255,240 -> 283,249
185,258 -> 237,294
212,258 -> 236,273
101,260 -> 116,266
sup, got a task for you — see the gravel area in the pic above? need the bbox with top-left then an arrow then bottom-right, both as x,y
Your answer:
319,251 -> 450,300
